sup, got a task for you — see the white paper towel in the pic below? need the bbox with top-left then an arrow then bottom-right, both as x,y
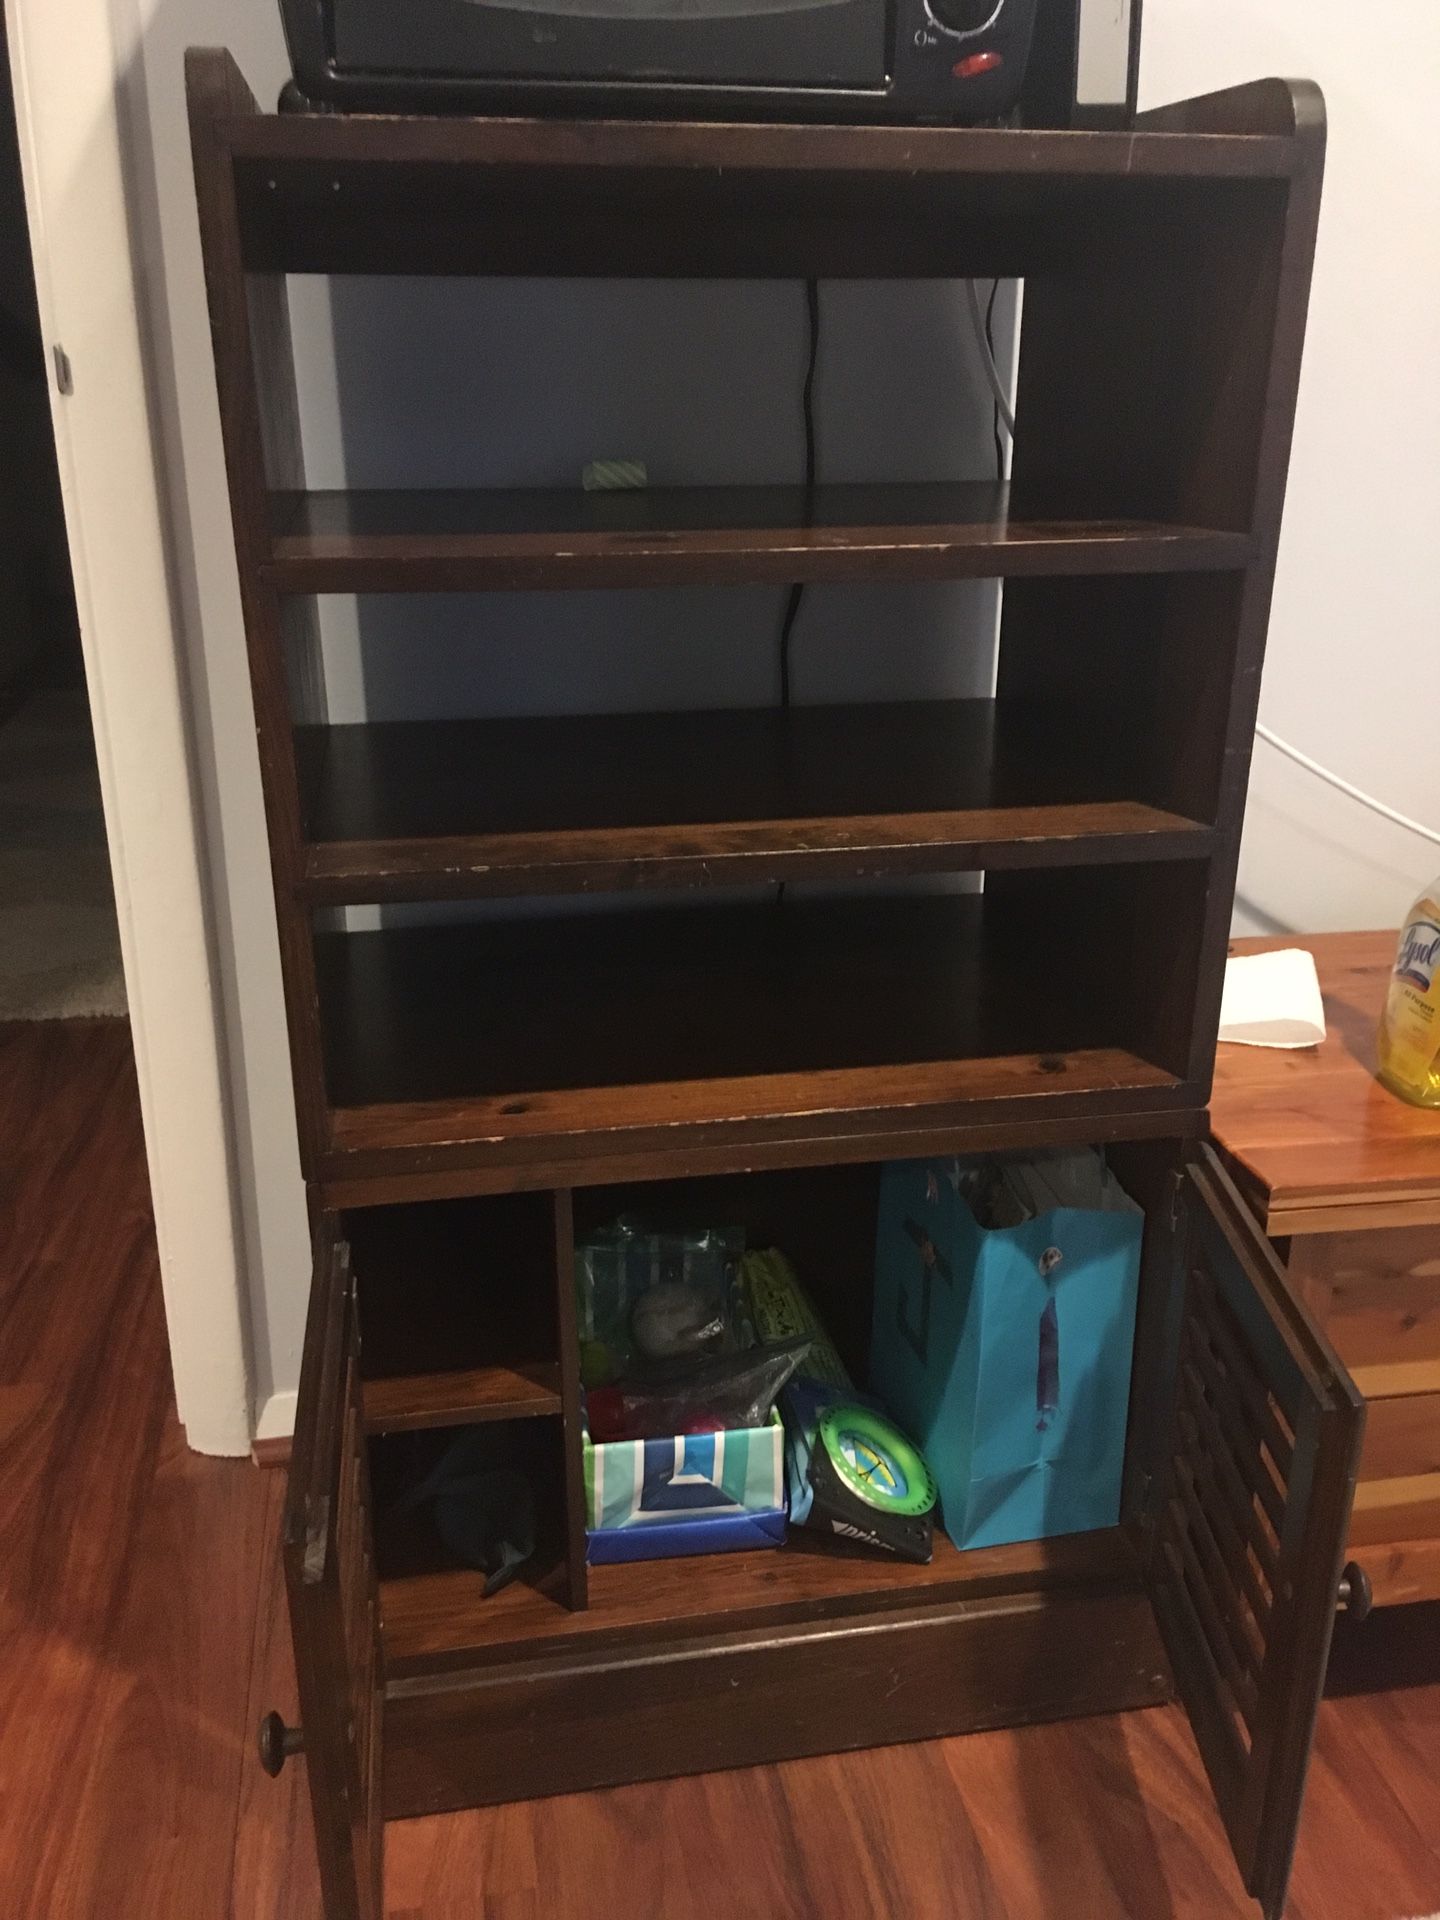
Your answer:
1218,949 -> 1327,1049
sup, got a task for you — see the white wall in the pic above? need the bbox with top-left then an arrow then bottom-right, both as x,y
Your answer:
6,0 -> 254,1452
1141,1 -> 1440,933
299,277 -> 1009,730
113,2 -> 1440,1432
113,4 -> 312,1444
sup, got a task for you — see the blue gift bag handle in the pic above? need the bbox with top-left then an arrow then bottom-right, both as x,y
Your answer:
1037,1247 -> 1062,1433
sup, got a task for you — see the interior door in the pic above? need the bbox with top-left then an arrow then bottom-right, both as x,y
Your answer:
281,1214 -> 385,1920
1151,1146 -> 1364,1920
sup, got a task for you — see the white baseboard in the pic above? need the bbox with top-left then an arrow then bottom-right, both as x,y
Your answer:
255,1389 -> 297,1441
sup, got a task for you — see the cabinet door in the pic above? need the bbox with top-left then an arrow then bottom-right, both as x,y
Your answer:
1152,1146 -> 1364,1920
283,1215 -> 385,1920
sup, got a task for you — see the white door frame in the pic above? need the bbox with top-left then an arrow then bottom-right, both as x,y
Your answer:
6,0 -> 253,1454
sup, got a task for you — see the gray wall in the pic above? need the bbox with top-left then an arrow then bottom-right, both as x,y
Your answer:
295,276 -> 1012,731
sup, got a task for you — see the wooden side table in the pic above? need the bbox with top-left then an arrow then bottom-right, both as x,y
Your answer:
1211,930 -> 1440,1606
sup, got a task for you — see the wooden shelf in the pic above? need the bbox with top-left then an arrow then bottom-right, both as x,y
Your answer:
296,699 -> 1215,904
265,483 -> 1252,594
225,106 -> 1302,180
377,1522 -> 1141,1679
315,894 -> 1185,1184
363,1363 -> 560,1434
206,85 -> 1313,279
348,1197 -> 562,1434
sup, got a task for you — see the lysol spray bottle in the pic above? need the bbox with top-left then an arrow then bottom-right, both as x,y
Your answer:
1377,879 -> 1440,1108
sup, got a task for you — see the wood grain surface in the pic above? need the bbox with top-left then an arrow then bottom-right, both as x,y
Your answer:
362,1365 -> 562,1436
266,483 -> 1251,593
1151,1152 -> 1365,1913
220,91 -> 1305,174
1348,1476 -> 1440,1551
1210,934 -> 1440,1604
2,1018 -> 1438,1917
1293,1224 -> 1440,1387
313,893 -> 1188,1191
0,1021 -> 285,1919
203,66 -> 1305,282
347,1196 -> 563,1434
378,1528 -> 1140,1679
295,700 -> 1214,905
1211,931 -> 1440,1230
282,1227 -> 384,1917
1346,1537 -> 1440,1610
382,1587 -> 1171,1816
1358,1393 -> 1440,1483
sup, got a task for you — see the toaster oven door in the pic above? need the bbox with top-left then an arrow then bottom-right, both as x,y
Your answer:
331,0 -> 888,89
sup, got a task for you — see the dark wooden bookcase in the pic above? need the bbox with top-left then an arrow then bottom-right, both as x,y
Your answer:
189,50 -> 1364,1920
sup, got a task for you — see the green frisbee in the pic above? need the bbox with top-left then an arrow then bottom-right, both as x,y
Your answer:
815,1404 -> 938,1520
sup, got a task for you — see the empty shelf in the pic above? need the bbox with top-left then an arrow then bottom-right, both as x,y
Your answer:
297,700 -> 1216,903
316,894 -> 1186,1181
267,483 -> 1253,593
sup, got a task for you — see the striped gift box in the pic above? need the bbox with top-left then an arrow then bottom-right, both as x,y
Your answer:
584,1409 -> 786,1564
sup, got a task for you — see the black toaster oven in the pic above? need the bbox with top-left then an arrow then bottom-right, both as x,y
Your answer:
278,0 -> 1140,126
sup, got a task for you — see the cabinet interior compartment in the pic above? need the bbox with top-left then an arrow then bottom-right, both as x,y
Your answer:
313,866 -> 1210,1157
368,1416 -> 573,1610
347,1193 -> 563,1433
357,1149 -> 1183,1683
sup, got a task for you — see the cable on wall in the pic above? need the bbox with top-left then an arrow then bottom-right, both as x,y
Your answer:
774,280 -> 820,909
965,278 -> 1016,440
1255,723 -> 1440,848
984,279 -> 1005,481
778,277 -> 821,710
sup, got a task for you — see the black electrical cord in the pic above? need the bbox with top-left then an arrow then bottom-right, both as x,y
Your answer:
778,277 -> 820,710
985,278 -> 1004,482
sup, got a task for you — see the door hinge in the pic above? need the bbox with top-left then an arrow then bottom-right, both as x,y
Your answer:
52,344 -> 74,395
1168,1169 -> 1184,1231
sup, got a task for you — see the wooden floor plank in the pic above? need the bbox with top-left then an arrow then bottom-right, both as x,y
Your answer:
1,1019 -> 1438,1919
44,1434 -> 275,1918
0,1023 -> 270,1920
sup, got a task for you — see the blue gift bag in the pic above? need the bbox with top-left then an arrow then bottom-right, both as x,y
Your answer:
870,1154 -> 1142,1551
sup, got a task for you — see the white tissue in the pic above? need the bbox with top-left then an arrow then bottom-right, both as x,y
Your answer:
1218,949 -> 1327,1049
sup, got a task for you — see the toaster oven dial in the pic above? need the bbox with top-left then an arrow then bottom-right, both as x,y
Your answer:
925,0 -> 1003,38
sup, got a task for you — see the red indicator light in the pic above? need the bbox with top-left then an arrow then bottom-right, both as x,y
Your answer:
953,50 -> 1003,79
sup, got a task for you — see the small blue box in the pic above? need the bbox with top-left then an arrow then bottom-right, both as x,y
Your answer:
583,1409 -> 787,1565
870,1157 -> 1142,1551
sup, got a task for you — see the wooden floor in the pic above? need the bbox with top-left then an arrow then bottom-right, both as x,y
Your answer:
3,1021 -> 1438,1920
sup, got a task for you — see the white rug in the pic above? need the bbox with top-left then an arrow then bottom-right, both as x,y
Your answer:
0,689 -> 126,1020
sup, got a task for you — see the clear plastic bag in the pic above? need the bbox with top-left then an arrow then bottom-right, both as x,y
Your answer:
587,1337 -> 812,1442
575,1221 -> 746,1388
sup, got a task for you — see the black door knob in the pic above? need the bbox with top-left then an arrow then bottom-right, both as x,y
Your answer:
258,1710 -> 305,1776
1336,1560 -> 1374,1622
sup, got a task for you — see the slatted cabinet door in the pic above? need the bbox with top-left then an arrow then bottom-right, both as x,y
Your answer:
1154,1147 -> 1365,1920
281,1217 -> 385,1919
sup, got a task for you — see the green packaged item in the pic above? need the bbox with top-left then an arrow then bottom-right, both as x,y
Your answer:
742,1248 -> 851,1390
743,1248 -> 934,1562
